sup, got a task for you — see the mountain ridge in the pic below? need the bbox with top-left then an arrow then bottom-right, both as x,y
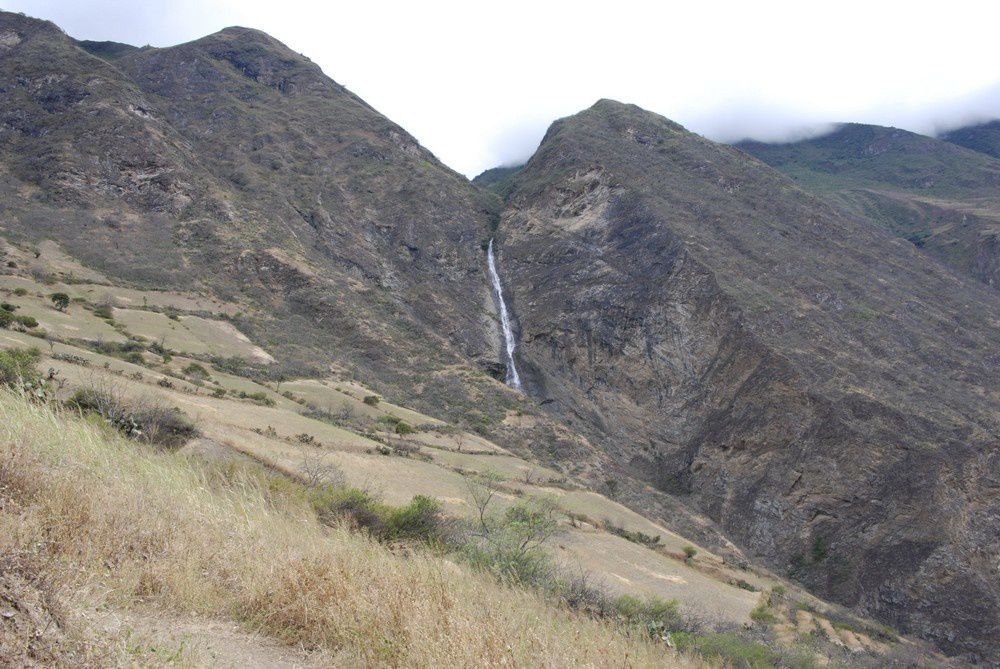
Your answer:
499,99 -> 999,662
736,122 -> 1000,289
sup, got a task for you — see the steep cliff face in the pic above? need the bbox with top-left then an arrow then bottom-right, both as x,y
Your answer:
737,124 -> 1000,289
499,100 -> 999,661
0,11 -> 502,407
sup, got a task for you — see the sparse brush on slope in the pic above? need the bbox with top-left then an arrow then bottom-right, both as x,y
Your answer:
0,391 -> 706,667
66,378 -> 199,448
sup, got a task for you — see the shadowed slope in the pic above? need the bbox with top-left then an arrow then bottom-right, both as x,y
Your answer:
500,100 -> 999,662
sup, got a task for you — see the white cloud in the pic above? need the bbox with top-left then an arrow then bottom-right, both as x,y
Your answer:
7,0 -> 999,175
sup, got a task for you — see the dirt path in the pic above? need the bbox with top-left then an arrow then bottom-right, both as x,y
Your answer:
99,610 -> 326,668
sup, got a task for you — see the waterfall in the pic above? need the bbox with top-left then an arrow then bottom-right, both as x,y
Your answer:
487,238 -> 522,390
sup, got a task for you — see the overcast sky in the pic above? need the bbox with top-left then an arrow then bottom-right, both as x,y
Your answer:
6,0 -> 999,176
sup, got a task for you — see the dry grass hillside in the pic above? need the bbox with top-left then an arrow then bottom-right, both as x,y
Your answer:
0,392 -> 712,668
0,238 -> 950,668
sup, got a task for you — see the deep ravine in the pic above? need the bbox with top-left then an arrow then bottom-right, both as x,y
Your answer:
486,238 -> 522,390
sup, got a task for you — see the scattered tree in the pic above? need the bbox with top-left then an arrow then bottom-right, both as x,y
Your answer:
50,292 -> 70,312
298,446 -> 344,489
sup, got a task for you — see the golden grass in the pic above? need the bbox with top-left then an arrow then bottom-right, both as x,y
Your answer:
0,391 -> 707,668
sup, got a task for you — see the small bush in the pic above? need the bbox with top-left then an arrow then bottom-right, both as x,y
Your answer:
363,394 -> 380,406
394,420 -> 415,435
52,352 -> 90,366
749,604 -> 777,624
182,362 -> 210,379
123,351 -> 145,365
13,287 -> 27,296
683,545 -> 698,560
461,538 -> 553,586
0,347 -> 45,397
0,310 -> 12,329
237,390 -> 275,406
613,594 -> 685,638
673,632 -> 778,668
460,495 -> 562,586
376,414 -> 401,428
92,305 -> 114,319
67,385 -> 199,448
606,523 -> 662,547
811,536 -> 828,562
386,495 -> 445,542
312,487 -> 387,536
0,303 -> 16,312
50,293 -> 70,311
15,315 -> 38,329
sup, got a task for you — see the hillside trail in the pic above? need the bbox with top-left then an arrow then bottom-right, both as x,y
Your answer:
98,609 -> 327,668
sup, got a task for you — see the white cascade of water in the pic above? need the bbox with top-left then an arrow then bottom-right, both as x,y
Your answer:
486,238 -> 522,390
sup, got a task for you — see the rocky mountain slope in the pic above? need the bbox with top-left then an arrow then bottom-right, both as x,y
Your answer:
737,124 -> 1000,289
0,8 -> 742,563
497,101 -> 999,662
1,9 -> 998,664
0,11 -> 507,416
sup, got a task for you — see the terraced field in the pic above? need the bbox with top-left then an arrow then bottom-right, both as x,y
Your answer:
0,240 -> 931,665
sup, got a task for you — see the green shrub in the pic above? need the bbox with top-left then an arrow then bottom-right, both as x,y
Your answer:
613,594 -> 685,637
394,420 -> 415,435
237,390 -> 275,406
15,315 -> 38,329
183,362 -> 210,379
93,305 -> 114,319
123,351 -> 145,365
312,486 -> 387,536
750,604 -> 777,624
683,545 -> 698,560
460,497 -> 561,586
363,394 -> 380,406
386,495 -> 444,541
673,632 -> 778,668
460,538 -> 553,586
13,288 -> 27,296
67,385 -> 199,448
0,303 -> 16,312
0,347 -> 44,396
211,387 -> 226,398
50,292 -> 70,311
0,310 -> 12,329
812,536 -> 828,562
606,523 -> 661,547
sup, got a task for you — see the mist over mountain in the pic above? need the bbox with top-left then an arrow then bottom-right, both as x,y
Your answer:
737,123 -> 1000,289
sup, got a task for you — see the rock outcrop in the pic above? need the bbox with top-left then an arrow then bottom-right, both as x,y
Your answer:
500,100 -> 999,663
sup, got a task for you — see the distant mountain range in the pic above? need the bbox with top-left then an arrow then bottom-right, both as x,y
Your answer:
737,123 -> 1000,289
940,118 -> 1000,158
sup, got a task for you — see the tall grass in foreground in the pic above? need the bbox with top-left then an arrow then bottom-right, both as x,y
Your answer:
0,391 -> 704,667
